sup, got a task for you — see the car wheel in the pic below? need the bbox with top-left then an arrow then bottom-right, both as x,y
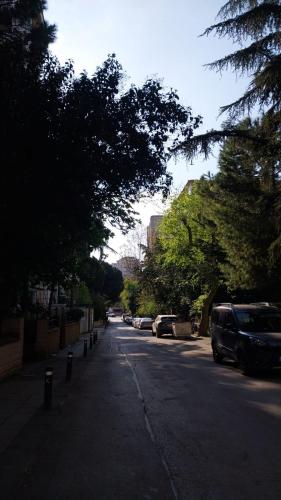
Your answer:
212,342 -> 224,364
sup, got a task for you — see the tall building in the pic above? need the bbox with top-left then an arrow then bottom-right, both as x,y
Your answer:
112,256 -> 140,279
147,215 -> 163,250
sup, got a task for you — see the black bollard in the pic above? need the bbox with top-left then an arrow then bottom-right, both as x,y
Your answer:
44,366 -> 53,410
89,332 -> 93,349
83,338 -> 88,357
65,351 -> 73,382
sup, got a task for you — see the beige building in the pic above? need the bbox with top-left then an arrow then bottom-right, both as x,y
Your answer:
112,256 -> 140,279
147,215 -> 163,250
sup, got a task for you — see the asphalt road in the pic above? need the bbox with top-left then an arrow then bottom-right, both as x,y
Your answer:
1,317 -> 281,500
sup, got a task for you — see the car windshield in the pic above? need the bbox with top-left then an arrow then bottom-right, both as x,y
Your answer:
161,316 -> 177,322
236,310 -> 281,332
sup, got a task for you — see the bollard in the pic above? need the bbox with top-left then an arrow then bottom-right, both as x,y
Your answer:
83,338 -> 88,357
65,351 -> 73,382
44,366 -> 53,410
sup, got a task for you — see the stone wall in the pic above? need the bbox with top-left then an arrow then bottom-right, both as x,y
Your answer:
64,322 -> 80,346
35,319 -> 60,356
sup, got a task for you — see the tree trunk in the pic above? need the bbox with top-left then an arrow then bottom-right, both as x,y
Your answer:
199,282 -> 219,336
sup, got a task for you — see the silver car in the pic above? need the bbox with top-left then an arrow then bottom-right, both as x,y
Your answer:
138,317 -> 153,330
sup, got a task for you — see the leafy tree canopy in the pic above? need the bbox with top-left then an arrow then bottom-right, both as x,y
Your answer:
0,1 -> 201,312
120,279 -> 140,315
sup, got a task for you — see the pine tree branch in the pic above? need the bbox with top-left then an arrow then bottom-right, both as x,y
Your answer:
217,1 -> 279,20
206,32 -> 281,75
202,4 -> 281,43
172,128 -> 267,160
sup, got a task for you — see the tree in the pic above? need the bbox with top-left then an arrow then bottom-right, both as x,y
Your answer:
0,15 -> 201,315
174,0 -> 281,160
120,279 -> 140,315
156,184 -> 222,334
78,257 -> 123,304
139,245 -> 193,317
198,118 -> 281,296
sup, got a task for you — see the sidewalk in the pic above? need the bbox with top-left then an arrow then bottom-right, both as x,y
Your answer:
0,328 -> 105,455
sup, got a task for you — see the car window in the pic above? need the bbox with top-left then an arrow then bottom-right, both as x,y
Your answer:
236,310 -> 281,332
217,310 -> 226,326
223,311 -> 236,328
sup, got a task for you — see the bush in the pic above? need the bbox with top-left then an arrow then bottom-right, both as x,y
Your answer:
192,294 -> 208,318
93,295 -> 106,321
137,298 -> 158,318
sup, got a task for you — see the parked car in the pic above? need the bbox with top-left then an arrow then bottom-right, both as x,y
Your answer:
132,317 -> 142,328
152,315 -> 178,338
210,303 -> 281,375
125,316 -> 133,325
138,317 -> 153,330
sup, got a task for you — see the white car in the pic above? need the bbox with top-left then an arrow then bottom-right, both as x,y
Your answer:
138,318 -> 153,330
132,317 -> 142,328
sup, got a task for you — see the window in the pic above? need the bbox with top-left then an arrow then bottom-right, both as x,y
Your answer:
223,311 -> 235,328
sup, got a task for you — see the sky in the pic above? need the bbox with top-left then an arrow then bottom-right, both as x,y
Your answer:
45,0 -> 248,262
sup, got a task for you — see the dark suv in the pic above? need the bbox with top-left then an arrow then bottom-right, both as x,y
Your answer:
210,303 -> 281,374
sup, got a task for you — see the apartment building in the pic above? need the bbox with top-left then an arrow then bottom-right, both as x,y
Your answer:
147,215 -> 163,250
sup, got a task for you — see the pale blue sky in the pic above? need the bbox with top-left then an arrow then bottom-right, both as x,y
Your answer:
46,0 -> 248,261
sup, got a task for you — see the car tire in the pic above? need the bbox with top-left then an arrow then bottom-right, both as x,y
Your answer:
212,342 -> 224,364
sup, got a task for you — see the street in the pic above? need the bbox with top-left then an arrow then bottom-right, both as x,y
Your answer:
1,317 -> 281,500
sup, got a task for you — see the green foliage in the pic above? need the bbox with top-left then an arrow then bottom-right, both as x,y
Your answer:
138,185 -> 222,329
92,294 -> 107,321
192,294 -> 208,317
157,184 -> 221,295
175,0 -> 281,162
79,258 -> 123,303
120,279 -> 140,315
198,118 -> 281,295
1,8 -> 201,314
136,295 -> 158,318
73,282 -> 92,306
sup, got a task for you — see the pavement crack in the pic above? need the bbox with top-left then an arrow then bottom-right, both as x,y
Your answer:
121,348 -> 179,500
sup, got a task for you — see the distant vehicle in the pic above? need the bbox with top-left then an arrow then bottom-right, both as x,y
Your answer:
112,308 -> 123,316
152,315 -> 178,338
122,313 -> 130,321
124,316 -> 133,325
211,303 -> 281,375
132,317 -> 142,328
106,311 -> 116,317
138,318 -> 153,330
